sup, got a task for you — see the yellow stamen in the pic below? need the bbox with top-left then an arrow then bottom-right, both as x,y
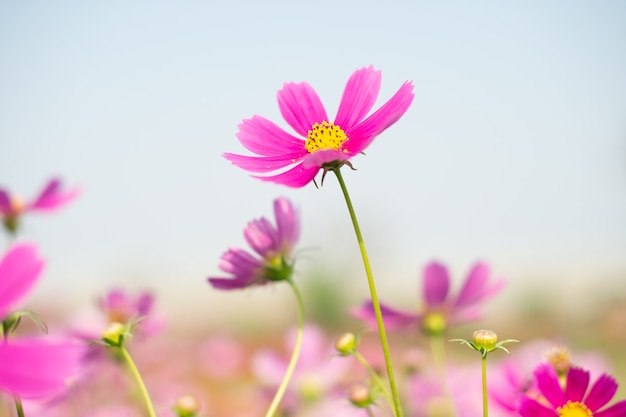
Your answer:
305,121 -> 347,153
557,401 -> 593,417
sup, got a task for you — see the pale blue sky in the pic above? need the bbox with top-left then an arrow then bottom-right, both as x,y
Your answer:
1,1 -> 625,317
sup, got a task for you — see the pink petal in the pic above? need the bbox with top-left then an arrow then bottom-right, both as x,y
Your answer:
253,163 -> 320,188
351,301 -> 418,331
344,81 -> 414,154
454,262 -> 505,308
244,217 -> 278,257
535,364 -> 566,408
208,277 -> 252,290
0,189 -> 11,214
251,350 -> 287,386
277,82 -> 328,137
236,116 -> 306,156
518,396 -> 557,417
29,178 -> 80,212
334,66 -> 381,130
422,262 -> 450,307
0,338 -> 84,398
585,374 -> 618,412
595,400 -> 626,417
301,149 -> 352,169
565,367 -> 590,403
223,152 -> 305,173
273,198 -> 299,250
0,244 -> 45,318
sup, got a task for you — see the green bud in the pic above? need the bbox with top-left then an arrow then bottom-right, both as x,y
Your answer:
348,383 -> 373,408
102,322 -> 127,346
173,394 -> 200,417
472,330 -> 498,351
335,332 -> 357,356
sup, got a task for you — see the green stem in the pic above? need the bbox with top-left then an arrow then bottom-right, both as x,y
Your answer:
264,278 -> 305,417
333,168 -> 403,417
14,395 -> 24,417
119,345 -> 157,417
354,351 -> 394,410
481,355 -> 488,417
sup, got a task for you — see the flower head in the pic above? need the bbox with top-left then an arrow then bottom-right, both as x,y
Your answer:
0,244 -> 84,398
224,66 -> 414,187
519,364 -> 626,417
353,261 -> 505,336
208,197 -> 300,289
0,178 -> 80,234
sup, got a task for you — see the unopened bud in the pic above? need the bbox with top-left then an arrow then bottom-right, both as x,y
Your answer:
173,394 -> 200,417
102,322 -> 126,346
335,332 -> 357,356
473,329 -> 498,352
348,383 -> 372,408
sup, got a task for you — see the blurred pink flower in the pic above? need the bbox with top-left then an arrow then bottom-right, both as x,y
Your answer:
353,261 -> 505,335
224,66 -> 414,187
198,335 -> 246,378
0,244 -> 84,398
518,364 -> 626,417
208,197 -> 300,290
252,325 -> 352,411
0,178 -> 79,234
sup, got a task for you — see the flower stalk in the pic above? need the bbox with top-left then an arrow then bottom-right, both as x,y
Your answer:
119,344 -> 157,417
264,278 -> 304,417
333,168 -> 403,417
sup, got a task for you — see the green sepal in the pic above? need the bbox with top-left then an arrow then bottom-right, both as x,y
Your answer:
2,310 -> 48,335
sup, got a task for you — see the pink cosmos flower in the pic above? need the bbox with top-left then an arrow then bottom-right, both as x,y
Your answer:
208,197 -> 299,289
224,66 -> 414,187
353,261 -> 505,335
518,364 -> 626,417
0,244 -> 84,398
0,178 -> 80,234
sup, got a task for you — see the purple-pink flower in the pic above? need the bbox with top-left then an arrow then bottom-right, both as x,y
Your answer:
224,66 -> 414,187
0,178 -> 80,234
208,197 -> 300,289
353,261 -> 505,335
518,364 -> 626,417
0,244 -> 83,398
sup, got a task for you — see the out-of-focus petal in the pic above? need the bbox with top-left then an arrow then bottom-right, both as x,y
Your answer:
274,198 -> 299,251
244,217 -> 278,257
0,244 -> 44,318
0,338 -> 84,398
423,262 -> 449,307
352,301 -> 419,331
277,82 -> 328,137
334,66 -> 381,130
344,81 -> 414,154
454,262 -> 505,308
253,163 -> 319,188
0,189 -> 11,214
251,350 -> 287,386
535,364 -> 566,408
29,178 -> 80,212
585,374 -> 618,412
208,277 -> 253,290
236,116 -> 305,156
224,152 -> 305,173
565,367 -> 590,403
518,396 -> 556,417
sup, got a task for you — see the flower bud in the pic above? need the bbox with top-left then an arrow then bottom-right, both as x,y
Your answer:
335,332 -> 357,356
173,394 -> 200,417
473,330 -> 498,352
102,322 -> 126,346
348,383 -> 372,408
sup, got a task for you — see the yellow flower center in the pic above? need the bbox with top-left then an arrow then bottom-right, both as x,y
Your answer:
305,121 -> 347,153
557,401 -> 593,417
422,312 -> 447,336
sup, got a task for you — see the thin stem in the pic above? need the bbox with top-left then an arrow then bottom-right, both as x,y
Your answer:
119,345 -> 157,417
333,168 -> 403,417
264,278 -> 305,417
14,396 -> 24,417
430,335 -> 456,417
354,351 -> 394,410
481,355 -> 488,417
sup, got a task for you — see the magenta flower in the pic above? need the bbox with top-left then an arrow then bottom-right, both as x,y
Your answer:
224,66 -> 414,187
519,364 -> 626,417
208,197 -> 300,289
0,244 -> 84,398
353,261 -> 505,335
0,178 -> 80,234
